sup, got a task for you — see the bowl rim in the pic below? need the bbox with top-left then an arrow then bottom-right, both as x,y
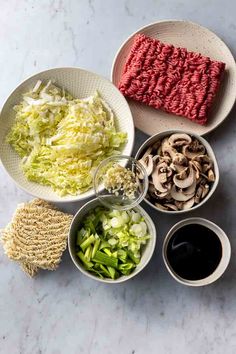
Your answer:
68,197 -> 157,283
135,129 -> 219,214
0,66 -> 135,203
162,217 -> 231,286
93,154 -> 149,210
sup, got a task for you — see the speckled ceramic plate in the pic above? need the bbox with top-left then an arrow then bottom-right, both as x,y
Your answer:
0,67 -> 134,203
111,20 -> 236,136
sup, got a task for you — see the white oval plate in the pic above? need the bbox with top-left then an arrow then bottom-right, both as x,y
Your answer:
0,67 -> 134,203
111,20 -> 236,136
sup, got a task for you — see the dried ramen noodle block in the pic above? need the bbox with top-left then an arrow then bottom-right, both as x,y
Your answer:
119,34 -> 225,125
1,199 -> 72,277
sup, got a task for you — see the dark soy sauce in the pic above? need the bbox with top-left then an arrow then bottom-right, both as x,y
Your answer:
166,224 -> 222,280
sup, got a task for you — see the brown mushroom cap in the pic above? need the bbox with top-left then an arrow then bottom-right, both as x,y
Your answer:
138,154 -> 154,177
173,166 -> 194,189
168,133 -> 192,147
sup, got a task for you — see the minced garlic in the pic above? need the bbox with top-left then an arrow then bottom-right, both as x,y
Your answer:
104,164 -> 138,199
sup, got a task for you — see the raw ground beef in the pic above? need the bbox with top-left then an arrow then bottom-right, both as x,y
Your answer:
118,34 -> 225,125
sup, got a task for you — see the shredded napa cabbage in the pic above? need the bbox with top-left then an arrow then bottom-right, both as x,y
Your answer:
7,81 -> 127,196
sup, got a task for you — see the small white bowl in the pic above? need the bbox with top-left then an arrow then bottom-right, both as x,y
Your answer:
135,129 -> 219,214
0,67 -> 134,203
162,218 -> 231,286
68,198 -> 156,283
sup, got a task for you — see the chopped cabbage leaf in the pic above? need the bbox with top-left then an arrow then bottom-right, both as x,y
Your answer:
7,81 -> 127,196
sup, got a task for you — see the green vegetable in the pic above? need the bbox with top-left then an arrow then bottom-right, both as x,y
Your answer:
92,239 -> 100,258
75,207 -> 150,279
93,250 -> 118,268
7,81 -> 127,196
80,235 -> 96,252
77,251 -> 93,268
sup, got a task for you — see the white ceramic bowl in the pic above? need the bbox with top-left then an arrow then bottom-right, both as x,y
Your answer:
0,67 -> 134,202
135,129 -> 219,214
162,218 -> 231,286
68,198 -> 156,283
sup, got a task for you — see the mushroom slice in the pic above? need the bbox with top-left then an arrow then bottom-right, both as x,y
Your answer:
195,185 -> 204,204
152,162 -> 172,193
175,201 -> 184,210
155,203 -> 168,211
164,203 -> 178,211
201,184 -> 210,199
170,185 -> 195,201
173,167 -> 194,189
193,155 -> 213,172
138,155 -> 154,177
190,160 -> 202,180
161,138 -> 177,159
182,197 -> 195,210
152,165 -> 168,193
183,176 -> 196,195
208,169 -> 215,182
182,140 -> 205,159
168,133 -> 192,147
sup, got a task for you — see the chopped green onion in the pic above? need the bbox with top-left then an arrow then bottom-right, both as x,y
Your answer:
92,239 -> 100,259
80,235 -> 95,252
93,250 -> 118,268
77,251 -> 93,268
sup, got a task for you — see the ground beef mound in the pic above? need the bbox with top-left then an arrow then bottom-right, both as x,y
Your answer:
119,34 -> 225,125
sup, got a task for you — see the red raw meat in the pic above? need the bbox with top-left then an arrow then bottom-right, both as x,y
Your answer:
118,34 -> 225,125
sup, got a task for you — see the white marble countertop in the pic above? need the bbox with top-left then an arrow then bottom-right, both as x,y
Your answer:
1,1 -> 236,353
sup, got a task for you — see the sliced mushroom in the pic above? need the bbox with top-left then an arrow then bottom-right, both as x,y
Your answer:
170,185 -> 195,201
182,197 -> 195,210
182,139 -> 205,159
152,163 -> 169,193
161,138 -> 177,159
183,176 -> 196,195
194,185 -> 204,204
138,154 -> 154,177
208,169 -> 215,182
190,160 -> 202,180
175,201 -> 184,210
164,203 -> 178,211
193,155 -> 212,172
173,167 -> 194,189
201,184 -> 210,198
168,133 -> 192,147
138,133 -> 215,212
155,203 -> 168,211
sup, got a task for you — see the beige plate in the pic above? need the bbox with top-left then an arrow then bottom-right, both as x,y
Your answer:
0,67 -> 134,203
111,20 -> 236,136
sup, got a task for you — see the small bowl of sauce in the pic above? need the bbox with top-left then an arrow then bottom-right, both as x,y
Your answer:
162,218 -> 231,286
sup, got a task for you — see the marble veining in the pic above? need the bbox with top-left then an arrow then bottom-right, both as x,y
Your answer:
1,1 -> 236,353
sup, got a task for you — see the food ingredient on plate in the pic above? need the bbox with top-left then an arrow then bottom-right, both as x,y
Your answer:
76,207 -> 150,279
138,133 -> 215,211
7,81 -> 127,196
104,164 -> 139,199
119,34 -> 225,125
0,199 -> 73,277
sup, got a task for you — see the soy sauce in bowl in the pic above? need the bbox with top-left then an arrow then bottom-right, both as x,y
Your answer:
166,224 -> 222,281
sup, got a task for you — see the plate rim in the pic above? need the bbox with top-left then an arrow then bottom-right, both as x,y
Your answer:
0,66 -> 135,203
111,19 -> 236,136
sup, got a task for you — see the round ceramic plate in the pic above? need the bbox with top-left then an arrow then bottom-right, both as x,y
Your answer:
0,67 -> 134,202
111,20 -> 236,136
